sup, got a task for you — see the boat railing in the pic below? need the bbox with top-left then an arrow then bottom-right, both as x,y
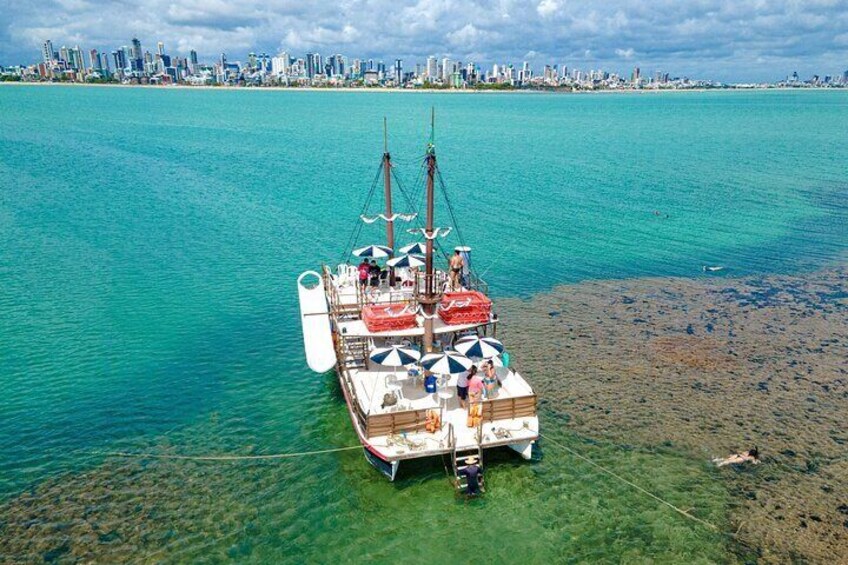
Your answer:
476,411 -> 484,445
333,331 -> 369,430
365,407 -> 432,438
465,272 -> 489,296
480,394 -> 537,423
413,271 -> 490,301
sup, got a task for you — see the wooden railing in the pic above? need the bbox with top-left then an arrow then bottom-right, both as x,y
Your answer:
365,408 -> 431,438
333,328 -> 369,431
480,394 -> 537,423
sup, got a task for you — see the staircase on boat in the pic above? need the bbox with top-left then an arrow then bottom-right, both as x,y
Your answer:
448,423 -> 485,495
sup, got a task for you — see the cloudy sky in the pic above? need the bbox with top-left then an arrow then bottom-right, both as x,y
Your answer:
2,0 -> 846,81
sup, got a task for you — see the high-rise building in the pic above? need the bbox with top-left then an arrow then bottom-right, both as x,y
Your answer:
89,49 -> 100,71
130,38 -> 143,72
272,51 -> 291,76
130,38 -> 142,60
99,52 -> 111,73
394,59 -> 402,84
188,50 -> 198,74
69,46 -> 84,71
305,52 -> 318,77
157,42 -> 164,56
42,40 -> 55,65
441,58 -> 452,82
426,56 -> 437,81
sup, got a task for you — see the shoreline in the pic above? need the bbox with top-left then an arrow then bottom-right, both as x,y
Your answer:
2,81 -> 842,95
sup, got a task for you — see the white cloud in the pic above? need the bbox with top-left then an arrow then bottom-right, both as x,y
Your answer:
615,47 -> 635,59
537,0 -> 560,18
447,23 -> 484,48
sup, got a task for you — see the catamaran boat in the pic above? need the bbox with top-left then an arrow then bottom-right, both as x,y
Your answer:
297,119 -> 539,487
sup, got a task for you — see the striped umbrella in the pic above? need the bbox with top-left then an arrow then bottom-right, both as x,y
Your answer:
386,254 -> 426,268
353,245 -> 393,258
420,351 -> 473,375
454,336 -> 504,359
400,242 -> 427,255
369,345 -> 421,367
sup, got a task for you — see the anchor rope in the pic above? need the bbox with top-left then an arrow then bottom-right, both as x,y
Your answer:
89,445 -> 363,461
539,432 -> 719,532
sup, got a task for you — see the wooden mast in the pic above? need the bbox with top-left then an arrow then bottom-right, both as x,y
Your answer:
383,117 -> 395,286
422,108 -> 437,352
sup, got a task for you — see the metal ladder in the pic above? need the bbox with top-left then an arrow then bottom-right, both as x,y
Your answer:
448,424 -> 485,495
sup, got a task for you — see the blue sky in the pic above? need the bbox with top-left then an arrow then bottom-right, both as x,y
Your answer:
2,0 -> 847,81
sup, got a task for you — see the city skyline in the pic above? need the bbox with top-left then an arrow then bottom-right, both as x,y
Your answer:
1,1 -> 847,83
14,36 -> 847,89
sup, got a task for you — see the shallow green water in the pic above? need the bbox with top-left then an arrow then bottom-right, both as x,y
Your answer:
1,86 -> 847,562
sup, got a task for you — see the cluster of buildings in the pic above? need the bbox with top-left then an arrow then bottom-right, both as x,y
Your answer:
1,38 -> 846,90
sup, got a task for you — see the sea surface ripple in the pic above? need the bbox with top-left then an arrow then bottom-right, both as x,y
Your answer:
0,86 -> 846,562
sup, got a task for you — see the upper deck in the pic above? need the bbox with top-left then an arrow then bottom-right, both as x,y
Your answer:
323,263 -> 493,333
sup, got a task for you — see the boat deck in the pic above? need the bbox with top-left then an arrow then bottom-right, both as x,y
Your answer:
350,365 -> 538,458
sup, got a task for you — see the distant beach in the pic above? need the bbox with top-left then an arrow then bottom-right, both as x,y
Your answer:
2,80 -> 828,95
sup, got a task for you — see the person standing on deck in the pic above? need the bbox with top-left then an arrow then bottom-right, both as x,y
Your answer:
483,359 -> 499,399
449,250 -> 464,291
467,369 -> 484,428
457,365 -> 476,409
357,259 -> 370,296
369,260 -> 381,288
460,456 -> 483,496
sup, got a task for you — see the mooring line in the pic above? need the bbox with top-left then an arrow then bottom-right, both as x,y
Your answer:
540,432 -> 719,531
91,445 -> 363,461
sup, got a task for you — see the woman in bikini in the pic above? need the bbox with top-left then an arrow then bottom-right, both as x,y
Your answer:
482,359 -> 499,399
713,447 -> 760,467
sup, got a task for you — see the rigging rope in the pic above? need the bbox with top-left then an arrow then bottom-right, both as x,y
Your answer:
339,161 -> 385,264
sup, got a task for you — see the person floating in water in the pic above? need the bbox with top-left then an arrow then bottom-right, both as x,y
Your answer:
713,447 -> 760,467
460,456 -> 483,496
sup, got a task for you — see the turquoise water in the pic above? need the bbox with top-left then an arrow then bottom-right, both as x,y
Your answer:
1,85 -> 846,562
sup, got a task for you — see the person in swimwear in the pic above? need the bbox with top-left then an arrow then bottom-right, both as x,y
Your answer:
713,447 -> 760,467
449,250 -> 464,290
482,359 -> 499,399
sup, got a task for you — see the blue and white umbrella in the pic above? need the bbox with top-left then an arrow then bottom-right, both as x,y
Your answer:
369,345 -> 421,367
386,254 -> 426,268
420,351 -> 473,375
400,242 -> 427,255
353,245 -> 393,258
454,336 -> 504,359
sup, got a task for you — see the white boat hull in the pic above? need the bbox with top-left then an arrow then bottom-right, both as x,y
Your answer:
508,440 -> 534,460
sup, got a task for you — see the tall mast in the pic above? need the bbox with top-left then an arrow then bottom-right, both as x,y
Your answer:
422,108 -> 437,352
383,117 -> 395,286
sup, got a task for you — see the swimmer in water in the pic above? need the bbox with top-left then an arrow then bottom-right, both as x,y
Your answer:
713,447 -> 760,467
